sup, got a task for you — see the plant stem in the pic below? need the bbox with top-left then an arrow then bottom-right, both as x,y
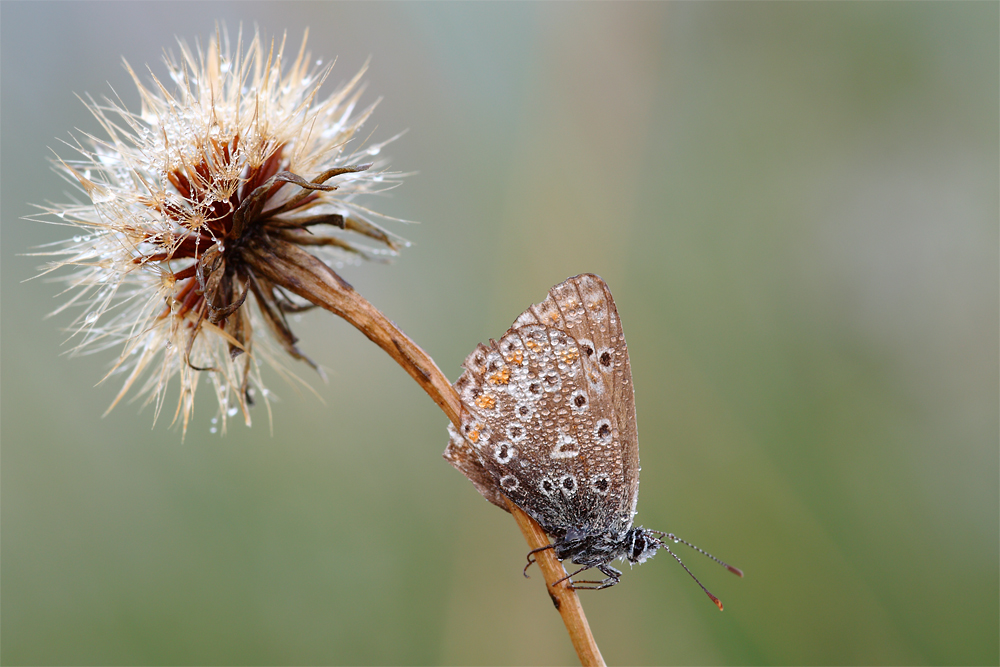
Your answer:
252,243 -> 605,666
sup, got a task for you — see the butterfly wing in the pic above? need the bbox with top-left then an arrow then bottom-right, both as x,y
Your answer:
443,274 -> 640,538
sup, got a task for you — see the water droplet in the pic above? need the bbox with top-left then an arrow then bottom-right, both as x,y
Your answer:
84,312 -> 99,324
366,146 -> 381,156
92,189 -> 114,204
209,426 -> 218,434
211,417 -> 218,424
227,407 -> 238,417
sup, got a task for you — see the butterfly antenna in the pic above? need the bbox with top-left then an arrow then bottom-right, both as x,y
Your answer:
650,532 -> 743,611
653,531 -> 744,578
661,544 -> 725,610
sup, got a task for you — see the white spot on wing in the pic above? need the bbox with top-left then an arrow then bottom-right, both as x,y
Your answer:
550,432 -> 580,459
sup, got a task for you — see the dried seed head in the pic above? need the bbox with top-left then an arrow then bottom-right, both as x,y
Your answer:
31,25 -> 407,435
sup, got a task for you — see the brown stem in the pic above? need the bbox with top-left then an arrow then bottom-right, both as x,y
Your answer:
249,239 -> 462,425
249,240 -> 605,666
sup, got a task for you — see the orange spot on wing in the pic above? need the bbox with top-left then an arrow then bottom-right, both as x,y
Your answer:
487,367 -> 511,385
506,349 -> 524,365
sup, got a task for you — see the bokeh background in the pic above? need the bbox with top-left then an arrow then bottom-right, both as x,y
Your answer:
2,2 -> 996,665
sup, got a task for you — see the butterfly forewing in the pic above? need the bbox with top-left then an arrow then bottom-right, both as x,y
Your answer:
444,274 -> 640,539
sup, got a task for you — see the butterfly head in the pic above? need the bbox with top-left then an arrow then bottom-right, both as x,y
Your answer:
627,527 -> 663,564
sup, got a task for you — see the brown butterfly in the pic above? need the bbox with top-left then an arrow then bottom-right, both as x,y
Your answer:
444,274 -> 741,603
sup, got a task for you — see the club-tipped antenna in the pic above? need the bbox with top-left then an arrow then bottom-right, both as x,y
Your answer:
656,531 -> 744,578
650,531 -> 743,611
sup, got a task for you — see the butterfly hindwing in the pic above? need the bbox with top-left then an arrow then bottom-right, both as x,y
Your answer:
443,274 -> 639,538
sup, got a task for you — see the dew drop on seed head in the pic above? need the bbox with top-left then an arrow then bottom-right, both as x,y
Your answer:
92,190 -> 115,204
366,146 -> 381,156
227,407 -> 238,417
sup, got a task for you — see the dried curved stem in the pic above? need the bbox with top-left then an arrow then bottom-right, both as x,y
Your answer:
248,243 -> 604,665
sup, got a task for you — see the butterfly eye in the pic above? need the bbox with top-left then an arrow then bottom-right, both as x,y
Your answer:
631,534 -> 648,560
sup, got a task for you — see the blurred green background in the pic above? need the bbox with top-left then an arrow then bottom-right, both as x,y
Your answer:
2,2 -> 997,665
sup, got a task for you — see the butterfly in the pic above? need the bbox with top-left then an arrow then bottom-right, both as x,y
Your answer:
443,274 -> 741,603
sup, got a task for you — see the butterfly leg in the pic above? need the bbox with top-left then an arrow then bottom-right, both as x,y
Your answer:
565,563 -> 623,590
523,544 -> 557,578
546,563 -> 623,590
